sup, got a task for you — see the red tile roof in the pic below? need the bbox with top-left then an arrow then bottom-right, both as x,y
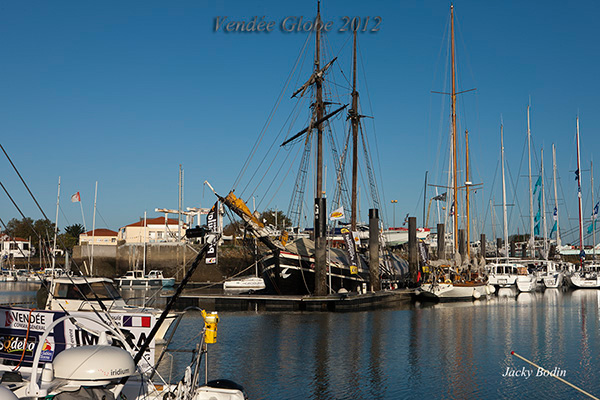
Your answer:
82,229 -> 118,237
124,217 -> 184,228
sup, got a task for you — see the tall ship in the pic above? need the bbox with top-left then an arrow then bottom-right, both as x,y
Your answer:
207,4 -> 405,295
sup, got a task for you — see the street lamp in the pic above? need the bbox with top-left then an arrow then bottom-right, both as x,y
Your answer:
391,200 -> 398,227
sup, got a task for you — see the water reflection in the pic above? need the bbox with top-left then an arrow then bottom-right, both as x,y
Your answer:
3,285 -> 600,398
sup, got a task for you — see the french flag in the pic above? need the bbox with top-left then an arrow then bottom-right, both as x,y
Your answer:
123,316 -> 151,328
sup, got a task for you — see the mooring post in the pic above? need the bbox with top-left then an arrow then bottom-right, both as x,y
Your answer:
369,209 -> 380,292
437,223 -> 445,260
496,238 -> 502,257
510,241 -> 516,258
408,217 -> 418,286
522,243 -> 527,259
314,197 -> 327,296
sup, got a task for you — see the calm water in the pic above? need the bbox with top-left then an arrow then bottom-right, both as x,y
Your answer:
2,283 -> 600,399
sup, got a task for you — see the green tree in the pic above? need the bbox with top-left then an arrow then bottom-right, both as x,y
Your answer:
59,223 -> 85,251
64,224 -> 85,237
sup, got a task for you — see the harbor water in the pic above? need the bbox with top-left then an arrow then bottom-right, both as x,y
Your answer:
2,283 -> 600,399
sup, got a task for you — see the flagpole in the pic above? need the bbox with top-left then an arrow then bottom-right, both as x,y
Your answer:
79,200 -> 87,233
576,117 -> 584,268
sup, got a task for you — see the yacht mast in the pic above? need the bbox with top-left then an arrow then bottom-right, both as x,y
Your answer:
52,176 -> 61,270
541,148 -> 548,258
501,124 -> 509,258
450,4 -> 459,253
552,144 -> 561,247
350,28 -> 359,231
465,129 -> 471,259
576,117 -> 584,268
592,160 -> 596,259
527,105 -> 534,256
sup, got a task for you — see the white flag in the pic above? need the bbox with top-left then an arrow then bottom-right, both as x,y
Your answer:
329,206 -> 345,220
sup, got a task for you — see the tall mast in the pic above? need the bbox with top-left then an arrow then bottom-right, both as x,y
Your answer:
450,4 -> 459,252
592,160 -> 596,259
576,117 -> 584,267
501,124 -> 509,258
552,144 -> 561,247
527,105 -> 534,255
315,2 -> 324,199
541,148 -> 548,258
465,129 -> 471,259
52,176 -> 61,270
350,27 -> 359,231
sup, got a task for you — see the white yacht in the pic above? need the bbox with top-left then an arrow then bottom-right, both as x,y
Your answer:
44,276 -> 179,343
486,262 -> 523,288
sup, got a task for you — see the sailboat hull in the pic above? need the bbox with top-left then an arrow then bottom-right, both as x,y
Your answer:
416,282 -> 493,300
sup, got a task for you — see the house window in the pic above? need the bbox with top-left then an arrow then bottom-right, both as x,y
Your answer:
9,243 -> 17,250
23,243 -> 29,250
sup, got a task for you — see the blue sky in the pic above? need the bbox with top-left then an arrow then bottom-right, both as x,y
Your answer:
1,1 -> 599,246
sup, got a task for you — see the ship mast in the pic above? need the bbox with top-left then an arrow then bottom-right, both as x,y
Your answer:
350,28 -> 359,231
501,124 -> 509,258
315,3 -> 324,199
527,105 -> 534,256
576,117 -> 584,268
552,144 -> 561,247
591,160 -> 596,260
541,148 -> 548,258
465,129 -> 471,259
450,4 -> 459,252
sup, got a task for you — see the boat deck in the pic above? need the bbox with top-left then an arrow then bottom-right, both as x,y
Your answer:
170,289 -> 413,312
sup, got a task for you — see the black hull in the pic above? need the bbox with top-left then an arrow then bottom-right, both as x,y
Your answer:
261,250 -> 370,295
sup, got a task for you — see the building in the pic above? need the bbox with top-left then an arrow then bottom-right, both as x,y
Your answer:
0,234 -> 33,258
79,229 -> 118,246
118,217 -> 187,244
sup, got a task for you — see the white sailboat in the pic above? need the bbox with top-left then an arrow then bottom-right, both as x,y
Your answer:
485,124 -> 527,288
567,117 -> 600,288
416,5 -> 493,301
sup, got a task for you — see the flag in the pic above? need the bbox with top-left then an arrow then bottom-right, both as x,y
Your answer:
575,169 -> 580,181
329,206 -> 345,221
534,222 -> 540,236
70,192 -> 81,203
553,207 -> 558,221
205,201 -> 219,264
534,210 -> 540,223
341,228 -> 358,274
533,176 -> 542,194
593,202 -> 599,220
449,202 -> 455,217
587,221 -> 596,234
402,213 -> 409,226
432,192 -> 447,201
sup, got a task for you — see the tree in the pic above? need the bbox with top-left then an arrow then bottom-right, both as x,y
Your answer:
5,217 -> 56,246
60,224 -> 86,252
65,224 -> 85,237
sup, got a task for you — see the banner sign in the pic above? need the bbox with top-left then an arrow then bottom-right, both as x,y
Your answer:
206,201 -> 219,264
0,307 -> 155,369
341,228 -> 358,274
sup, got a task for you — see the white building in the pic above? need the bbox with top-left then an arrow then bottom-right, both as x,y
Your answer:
0,234 -> 33,258
79,229 -> 118,246
118,217 -> 187,244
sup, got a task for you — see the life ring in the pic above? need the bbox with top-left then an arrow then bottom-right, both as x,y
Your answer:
163,392 -> 176,400
444,278 -> 452,284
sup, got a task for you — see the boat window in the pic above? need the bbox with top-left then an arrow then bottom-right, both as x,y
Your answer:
54,281 -> 121,300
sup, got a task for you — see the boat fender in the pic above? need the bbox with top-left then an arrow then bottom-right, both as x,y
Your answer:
444,279 -> 452,284
472,290 -> 481,299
